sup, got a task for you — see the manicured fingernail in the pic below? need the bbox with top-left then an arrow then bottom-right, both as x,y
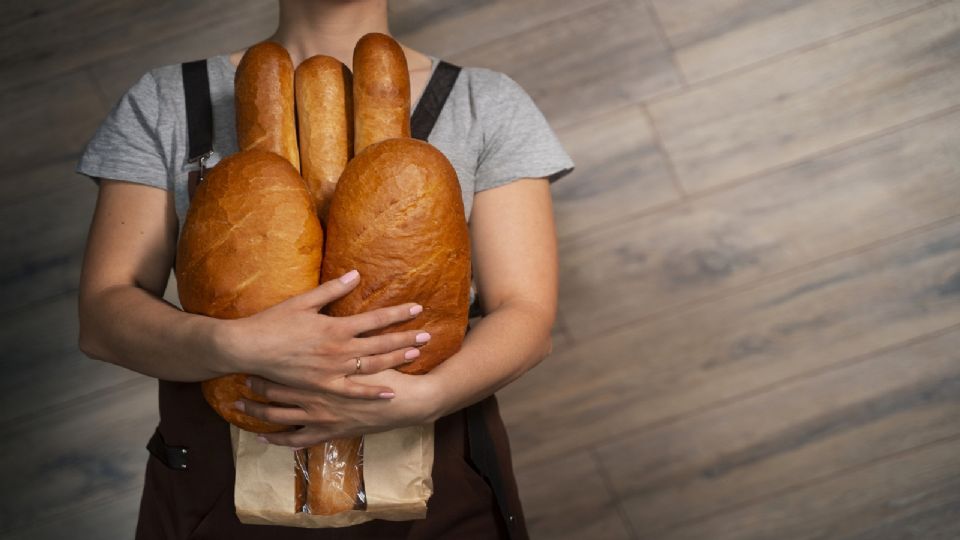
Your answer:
409,304 -> 423,316
416,332 -> 431,344
379,392 -> 396,399
256,435 -> 268,444
234,400 -> 245,412
339,269 -> 359,284
404,349 -> 420,361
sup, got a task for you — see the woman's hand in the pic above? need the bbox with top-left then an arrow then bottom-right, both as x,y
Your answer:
217,269 -> 432,400
236,369 -> 441,447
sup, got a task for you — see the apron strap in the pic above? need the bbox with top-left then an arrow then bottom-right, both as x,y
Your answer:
411,61 -> 461,141
410,61 -> 521,536
182,60 -> 214,183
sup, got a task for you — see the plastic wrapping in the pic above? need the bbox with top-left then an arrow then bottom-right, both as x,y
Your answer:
294,438 -> 366,515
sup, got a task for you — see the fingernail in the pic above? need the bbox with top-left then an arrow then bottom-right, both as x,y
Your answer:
244,378 -> 252,388
404,349 -> 420,361
234,400 -> 245,412
409,304 -> 423,316
256,435 -> 268,444
379,391 -> 396,399
291,446 -> 304,451
416,332 -> 431,344
339,269 -> 360,284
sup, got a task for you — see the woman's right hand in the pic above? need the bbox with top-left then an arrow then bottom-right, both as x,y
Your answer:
215,269 -> 430,400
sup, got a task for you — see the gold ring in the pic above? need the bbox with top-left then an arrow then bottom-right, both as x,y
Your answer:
355,357 -> 362,375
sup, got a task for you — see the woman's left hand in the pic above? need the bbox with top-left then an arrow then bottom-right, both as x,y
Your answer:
235,369 -> 442,447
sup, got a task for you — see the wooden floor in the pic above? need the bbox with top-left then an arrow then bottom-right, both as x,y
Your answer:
2,1 -> 959,538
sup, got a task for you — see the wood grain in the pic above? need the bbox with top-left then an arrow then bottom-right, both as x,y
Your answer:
649,0 -> 936,82
0,70 -> 106,175
390,0 -> 607,58
596,327 -> 960,536
516,450 -> 633,540
0,0 -> 275,94
449,0 -> 682,129
2,489 -> 140,540
558,110 -> 960,340
501,219 -> 960,469
551,104 -> 680,240
0,293 -> 147,428
659,434 -> 960,540
0,178 -> 97,314
647,2 -> 960,192
0,380 -> 157,534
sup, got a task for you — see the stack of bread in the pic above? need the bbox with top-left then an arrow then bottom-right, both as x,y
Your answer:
175,34 -> 470,517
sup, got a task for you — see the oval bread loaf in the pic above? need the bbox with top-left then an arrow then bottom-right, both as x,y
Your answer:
321,137 -> 471,375
176,150 -> 323,433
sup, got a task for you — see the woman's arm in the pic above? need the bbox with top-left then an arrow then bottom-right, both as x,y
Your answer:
78,179 -> 427,397
250,177 -> 557,445
426,176 -> 557,415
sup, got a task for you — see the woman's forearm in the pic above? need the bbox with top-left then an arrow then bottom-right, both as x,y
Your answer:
79,284 -> 232,382
425,299 -> 554,420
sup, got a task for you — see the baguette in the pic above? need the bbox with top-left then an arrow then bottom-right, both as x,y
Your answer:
235,41 -> 300,171
295,55 -> 353,222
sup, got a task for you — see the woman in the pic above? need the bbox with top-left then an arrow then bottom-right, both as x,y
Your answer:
76,0 -> 573,538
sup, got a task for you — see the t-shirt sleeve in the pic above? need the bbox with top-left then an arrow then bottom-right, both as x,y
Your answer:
474,72 -> 575,191
75,71 -> 170,190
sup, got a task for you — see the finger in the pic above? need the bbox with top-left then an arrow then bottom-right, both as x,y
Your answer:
247,376 -> 308,405
349,330 -> 431,357
339,378 -> 397,400
291,269 -> 361,310
350,347 -> 420,375
259,427 -> 335,449
342,303 -> 423,335
237,399 -> 309,426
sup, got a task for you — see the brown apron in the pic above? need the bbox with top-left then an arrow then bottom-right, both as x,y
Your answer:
134,59 -> 529,540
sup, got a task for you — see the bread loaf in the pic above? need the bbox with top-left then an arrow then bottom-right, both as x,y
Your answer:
176,150 -> 323,433
352,33 -> 410,154
295,55 -> 353,221
236,42 -> 300,171
322,138 -> 471,374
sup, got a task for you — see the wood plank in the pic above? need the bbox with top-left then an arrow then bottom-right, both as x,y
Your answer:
658,434 -> 960,540
390,0 -> 608,58
0,70 -> 106,175
595,327 -> 960,536
449,0 -> 682,130
87,8 -> 275,104
0,159 -> 81,208
0,0 -> 275,94
0,380 -> 157,533
647,3 -> 960,192
2,489 -> 140,540
649,0 -> 935,82
558,109 -> 960,340
0,174 -> 97,314
0,293 -> 147,427
551,105 -> 680,240
498,219 -> 960,470
516,450 -> 633,540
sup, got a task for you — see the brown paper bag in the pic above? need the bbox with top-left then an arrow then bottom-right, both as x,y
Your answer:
230,424 -> 435,528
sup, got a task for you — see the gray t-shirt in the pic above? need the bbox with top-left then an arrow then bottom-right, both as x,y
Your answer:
77,54 -> 574,230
